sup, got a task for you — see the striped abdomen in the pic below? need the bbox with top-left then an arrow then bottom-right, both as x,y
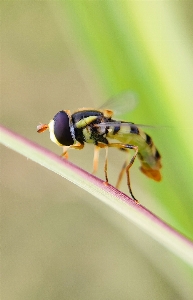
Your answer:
107,123 -> 162,181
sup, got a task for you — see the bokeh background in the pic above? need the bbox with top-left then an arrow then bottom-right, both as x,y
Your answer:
1,1 -> 193,299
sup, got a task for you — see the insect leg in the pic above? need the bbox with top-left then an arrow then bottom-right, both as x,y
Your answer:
125,145 -> 138,202
61,143 -> 84,158
93,146 -> 100,174
70,143 -> 84,150
116,160 -> 128,189
105,143 -> 139,202
96,142 -> 109,184
61,146 -> 70,159
104,147 -> 109,183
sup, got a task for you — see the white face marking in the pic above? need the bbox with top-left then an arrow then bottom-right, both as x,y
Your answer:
48,120 -> 63,146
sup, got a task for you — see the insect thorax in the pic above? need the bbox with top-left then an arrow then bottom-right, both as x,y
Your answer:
71,110 -> 109,145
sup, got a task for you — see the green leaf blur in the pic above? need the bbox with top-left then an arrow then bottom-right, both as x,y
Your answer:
61,1 -> 193,238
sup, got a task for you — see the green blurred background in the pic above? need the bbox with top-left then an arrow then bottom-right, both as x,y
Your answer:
1,1 -> 193,299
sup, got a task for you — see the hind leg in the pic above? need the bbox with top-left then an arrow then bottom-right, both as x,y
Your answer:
116,160 -> 127,189
98,142 -> 139,202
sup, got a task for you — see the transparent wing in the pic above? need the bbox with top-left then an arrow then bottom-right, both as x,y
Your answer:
95,121 -> 169,130
95,122 -> 156,129
96,122 -> 151,128
99,90 -> 138,120
98,91 -> 169,129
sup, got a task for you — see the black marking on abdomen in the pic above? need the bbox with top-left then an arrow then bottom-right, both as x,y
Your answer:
130,125 -> 139,134
155,149 -> 161,160
145,133 -> 153,146
113,125 -> 120,135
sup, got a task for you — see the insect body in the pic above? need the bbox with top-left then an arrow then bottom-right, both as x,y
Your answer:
37,108 -> 162,202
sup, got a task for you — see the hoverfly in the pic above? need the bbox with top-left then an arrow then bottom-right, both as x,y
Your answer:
37,92 -> 162,202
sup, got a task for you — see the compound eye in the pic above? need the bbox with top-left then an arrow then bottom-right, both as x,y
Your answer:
53,111 -> 74,146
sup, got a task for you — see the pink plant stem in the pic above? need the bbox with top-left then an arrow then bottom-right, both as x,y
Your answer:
1,124 -> 193,266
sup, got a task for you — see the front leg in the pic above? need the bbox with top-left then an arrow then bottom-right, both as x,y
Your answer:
92,146 -> 100,174
70,143 -> 84,151
61,143 -> 84,158
61,146 -> 70,159
96,142 -> 109,183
